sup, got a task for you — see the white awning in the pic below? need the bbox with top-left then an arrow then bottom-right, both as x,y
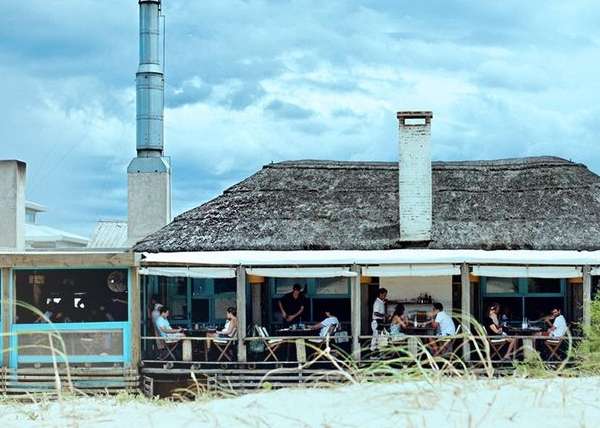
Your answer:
363,264 -> 460,277
139,267 -> 236,279
472,266 -> 582,278
590,267 -> 600,276
245,267 -> 357,278
141,249 -> 600,267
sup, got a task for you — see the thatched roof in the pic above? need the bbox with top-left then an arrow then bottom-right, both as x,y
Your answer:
134,156 -> 600,252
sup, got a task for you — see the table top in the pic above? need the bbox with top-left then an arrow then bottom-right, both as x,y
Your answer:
277,328 -> 316,337
506,326 -> 542,335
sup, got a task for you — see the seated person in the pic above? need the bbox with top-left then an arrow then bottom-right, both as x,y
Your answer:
155,306 -> 185,341
424,303 -> 456,355
484,303 -> 516,360
278,284 -> 306,326
311,310 -> 340,337
209,307 -> 238,339
543,308 -> 568,338
390,304 -> 409,337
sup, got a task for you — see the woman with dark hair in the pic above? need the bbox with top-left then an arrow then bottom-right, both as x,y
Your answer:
390,304 -> 408,337
218,307 -> 238,338
485,303 -> 516,360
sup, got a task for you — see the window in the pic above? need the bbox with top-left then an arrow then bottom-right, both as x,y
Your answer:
315,278 -> 349,295
15,269 -> 128,324
526,278 -> 562,294
485,277 -> 519,294
274,278 -> 308,295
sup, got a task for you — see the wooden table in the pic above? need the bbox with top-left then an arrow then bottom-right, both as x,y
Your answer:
277,328 -> 316,363
506,327 -> 543,359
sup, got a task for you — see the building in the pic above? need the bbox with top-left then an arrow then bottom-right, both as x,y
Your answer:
25,202 -> 89,249
133,112 -> 600,366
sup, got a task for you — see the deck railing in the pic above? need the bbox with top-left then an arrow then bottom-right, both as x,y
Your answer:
10,322 -> 130,367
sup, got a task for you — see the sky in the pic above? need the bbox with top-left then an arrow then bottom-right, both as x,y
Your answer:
2,0 -> 600,237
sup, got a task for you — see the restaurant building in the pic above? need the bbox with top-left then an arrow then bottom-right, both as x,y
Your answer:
133,111 -> 600,366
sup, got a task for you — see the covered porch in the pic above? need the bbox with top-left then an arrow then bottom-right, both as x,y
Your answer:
138,249 -> 596,372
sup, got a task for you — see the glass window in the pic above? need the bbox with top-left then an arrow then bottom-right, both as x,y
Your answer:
274,278 -> 308,295
15,269 -> 129,324
214,278 -> 236,294
485,277 -> 519,294
312,298 -> 351,323
526,278 -> 562,294
315,277 -> 349,295
214,293 -> 236,320
191,278 -> 210,297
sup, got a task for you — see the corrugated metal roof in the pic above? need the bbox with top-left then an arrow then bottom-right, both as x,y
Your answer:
87,220 -> 129,249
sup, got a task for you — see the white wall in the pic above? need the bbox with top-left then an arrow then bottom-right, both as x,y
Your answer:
380,275 -> 453,314
128,171 -> 171,246
0,160 -> 26,250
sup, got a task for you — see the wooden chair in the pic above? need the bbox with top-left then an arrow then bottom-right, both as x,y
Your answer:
488,337 -> 508,360
544,337 -> 564,361
156,336 -> 179,362
307,324 -> 338,360
212,329 -> 237,362
433,324 -> 461,357
257,326 -> 284,362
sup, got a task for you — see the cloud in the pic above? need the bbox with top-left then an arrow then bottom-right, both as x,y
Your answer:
265,100 -> 314,120
3,0 -> 600,236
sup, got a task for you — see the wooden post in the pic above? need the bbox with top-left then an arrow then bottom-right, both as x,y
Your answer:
1,268 -> 11,367
460,263 -> 471,361
583,265 -> 592,329
351,265 -> 362,360
130,267 -> 141,368
251,280 -> 262,327
236,266 -> 247,362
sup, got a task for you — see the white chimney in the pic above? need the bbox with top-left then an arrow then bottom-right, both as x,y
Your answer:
397,111 -> 433,242
0,160 -> 26,250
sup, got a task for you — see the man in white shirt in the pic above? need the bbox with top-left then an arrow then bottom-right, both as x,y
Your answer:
312,311 -> 340,337
547,308 -> 568,338
370,288 -> 388,352
427,303 -> 456,355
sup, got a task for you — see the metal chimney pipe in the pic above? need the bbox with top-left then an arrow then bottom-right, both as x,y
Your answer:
137,0 -> 164,157
128,0 -> 171,246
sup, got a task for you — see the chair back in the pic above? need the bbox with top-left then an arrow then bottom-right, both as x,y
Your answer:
325,323 -> 339,337
258,326 -> 269,338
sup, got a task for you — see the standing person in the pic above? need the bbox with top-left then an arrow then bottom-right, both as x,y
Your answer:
278,284 -> 306,326
370,288 -> 388,352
